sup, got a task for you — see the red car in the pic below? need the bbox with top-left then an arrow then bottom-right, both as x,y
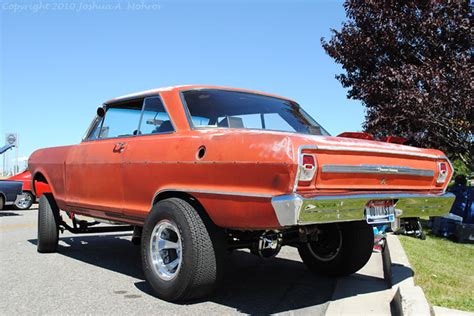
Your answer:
8,170 -> 49,210
28,85 -> 455,301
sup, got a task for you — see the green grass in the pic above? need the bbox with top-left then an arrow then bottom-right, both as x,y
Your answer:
398,222 -> 474,312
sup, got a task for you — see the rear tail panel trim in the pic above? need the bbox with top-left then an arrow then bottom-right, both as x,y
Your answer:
321,164 -> 435,177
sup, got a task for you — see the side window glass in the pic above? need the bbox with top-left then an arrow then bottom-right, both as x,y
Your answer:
139,97 -> 174,134
87,117 -> 104,140
264,113 -> 294,131
99,108 -> 142,139
191,116 -> 211,127
217,114 -> 261,129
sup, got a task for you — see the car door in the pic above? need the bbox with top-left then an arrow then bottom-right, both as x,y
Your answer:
121,96 -> 176,219
65,102 -> 143,216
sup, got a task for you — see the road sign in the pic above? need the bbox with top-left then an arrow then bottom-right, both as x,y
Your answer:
5,133 -> 18,147
4,133 -> 19,176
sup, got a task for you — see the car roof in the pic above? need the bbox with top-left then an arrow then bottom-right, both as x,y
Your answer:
104,85 -> 296,105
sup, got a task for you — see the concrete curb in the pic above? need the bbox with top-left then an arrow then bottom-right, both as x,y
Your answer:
382,233 -> 432,316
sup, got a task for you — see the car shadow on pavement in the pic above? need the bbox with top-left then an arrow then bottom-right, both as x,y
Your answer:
28,233 -> 389,314
0,211 -> 22,217
135,248 -> 339,314
1,204 -> 38,215
29,233 -> 144,279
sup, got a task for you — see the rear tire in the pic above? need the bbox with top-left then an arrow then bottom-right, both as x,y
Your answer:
37,194 -> 60,253
298,221 -> 374,276
14,191 -> 35,210
0,195 -> 4,210
141,198 -> 224,302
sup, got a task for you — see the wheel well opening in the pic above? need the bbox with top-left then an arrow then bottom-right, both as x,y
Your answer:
32,172 -> 51,197
34,173 -> 48,184
152,191 -> 216,228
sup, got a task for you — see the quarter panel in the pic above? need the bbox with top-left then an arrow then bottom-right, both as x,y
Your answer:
121,130 -> 296,226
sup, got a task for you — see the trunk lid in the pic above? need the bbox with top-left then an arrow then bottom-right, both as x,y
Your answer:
294,135 -> 451,192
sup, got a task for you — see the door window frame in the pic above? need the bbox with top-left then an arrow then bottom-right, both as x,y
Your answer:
137,96 -> 176,136
82,94 -> 175,142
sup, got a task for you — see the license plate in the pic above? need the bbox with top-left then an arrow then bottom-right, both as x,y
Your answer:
365,200 -> 395,224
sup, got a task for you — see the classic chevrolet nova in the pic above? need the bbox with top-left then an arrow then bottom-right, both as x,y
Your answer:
29,85 -> 455,301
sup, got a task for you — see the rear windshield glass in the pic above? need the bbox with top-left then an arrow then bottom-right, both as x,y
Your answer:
182,89 -> 330,136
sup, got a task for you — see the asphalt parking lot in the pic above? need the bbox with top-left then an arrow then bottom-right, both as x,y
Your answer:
0,205 -> 392,315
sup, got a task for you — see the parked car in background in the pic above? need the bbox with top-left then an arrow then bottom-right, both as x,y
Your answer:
8,170 -> 49,210
0,180 -> 23,210
28,85 -> 455,302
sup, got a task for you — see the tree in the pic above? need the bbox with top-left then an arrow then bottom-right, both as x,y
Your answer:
322,0 -> 473,167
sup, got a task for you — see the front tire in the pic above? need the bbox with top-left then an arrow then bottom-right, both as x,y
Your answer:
37,194 -> 60,253
141,198 -> 224,302
298,221 -> 374,276
14,191 -> 35,210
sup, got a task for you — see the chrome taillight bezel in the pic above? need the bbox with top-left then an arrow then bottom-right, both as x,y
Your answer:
436,161 -> 448,184
299,153 -> 317,182
293,146 -> 319,192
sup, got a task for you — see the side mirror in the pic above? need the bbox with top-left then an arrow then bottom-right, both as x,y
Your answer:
97,107 -> 106,118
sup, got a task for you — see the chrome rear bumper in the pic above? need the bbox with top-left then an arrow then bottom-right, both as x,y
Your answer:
271,192 -> 455,226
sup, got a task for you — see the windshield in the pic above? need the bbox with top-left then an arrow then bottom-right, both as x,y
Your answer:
182,89 -> 330,136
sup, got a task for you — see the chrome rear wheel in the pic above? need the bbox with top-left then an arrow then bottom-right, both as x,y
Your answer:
306,224 -> 342,262
298,221 -> 374,276
150,220 -> 182,281
142,198 -> 224,302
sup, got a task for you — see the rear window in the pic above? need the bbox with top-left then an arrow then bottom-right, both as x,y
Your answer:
182,89 -> 329,136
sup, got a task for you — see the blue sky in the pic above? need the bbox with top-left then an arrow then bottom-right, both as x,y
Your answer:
0,0 -> 364,172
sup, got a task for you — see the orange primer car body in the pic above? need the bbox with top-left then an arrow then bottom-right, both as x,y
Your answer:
28,85 -> 455,229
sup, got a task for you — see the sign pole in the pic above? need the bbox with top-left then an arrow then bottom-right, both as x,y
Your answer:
5,151 -> 9,176
15,138 -> 19,174
5,133 -> 18,175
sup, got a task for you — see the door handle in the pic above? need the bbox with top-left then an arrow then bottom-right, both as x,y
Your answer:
113,142 -> 126,153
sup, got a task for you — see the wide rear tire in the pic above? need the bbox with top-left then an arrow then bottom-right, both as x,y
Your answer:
141,198 -> 224,302
37,194 -> 60,253
298,221 -> 374,276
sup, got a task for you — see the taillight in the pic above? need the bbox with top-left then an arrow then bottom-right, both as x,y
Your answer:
299,154 -> 317,182
437,162 -> 448,184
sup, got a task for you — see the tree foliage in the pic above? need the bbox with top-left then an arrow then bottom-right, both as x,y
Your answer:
322,0 -> 473,166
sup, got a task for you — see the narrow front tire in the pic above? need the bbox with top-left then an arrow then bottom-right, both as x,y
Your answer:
37,194 -> 60,253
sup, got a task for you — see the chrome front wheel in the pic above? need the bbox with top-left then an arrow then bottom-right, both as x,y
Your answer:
149,220 -> 182,281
